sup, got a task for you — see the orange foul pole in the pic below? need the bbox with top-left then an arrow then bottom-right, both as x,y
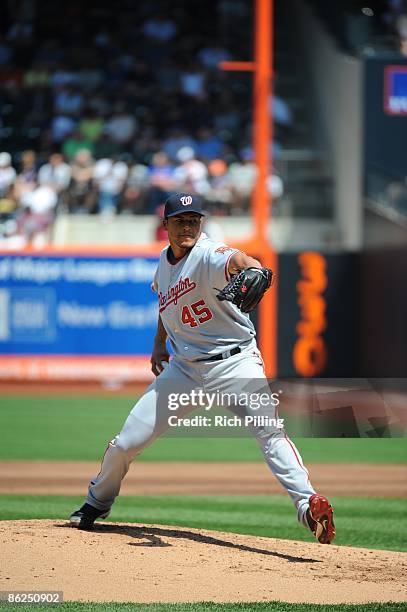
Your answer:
253,0 -> 277,378
221,0 -> 277,377
253,0 -> 272,240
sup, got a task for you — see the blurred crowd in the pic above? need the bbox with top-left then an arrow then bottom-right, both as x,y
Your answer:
0,0 -> 263,164
0,0 -> 404,246
0,146 -> 284,245
0,0 -> 288,245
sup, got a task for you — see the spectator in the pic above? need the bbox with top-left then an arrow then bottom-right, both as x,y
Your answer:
104,104 -> 138,147
93,158 -> 128,214
78,108 -> 105,143
66,149 -> 96,213
23,62 -> 50,88
121,162 -> 149,214
50,64 -> 78,90
62,130 -> 95,160
228,149 -> 257,212
50,115 -> 77,144
14,149 -> 37,203
132,127 -> 161,164
142,14 -> 177,42
197,44 -> 231,69
173,146 -> 210,196
0,184 -> 18,244
162,128 -> 197,161
180,62 -> 207,100
146,151 -> 176,212
207,158 -> 233,208
196,127 -> 224,160
54,84 -> 84,116
20,183 -> 57,215
38,152 -> 71,194
270,95 -> 293,128
397,13 -> 407,55
15,208 -> 52,247
267,172 -> 284,200
0,152 -> 16,197
17,184 -> 57,247
270,94 -> 293,142
93,28 -> 112,50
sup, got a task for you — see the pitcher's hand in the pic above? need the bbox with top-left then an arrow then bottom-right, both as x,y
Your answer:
151,343 -> 170,376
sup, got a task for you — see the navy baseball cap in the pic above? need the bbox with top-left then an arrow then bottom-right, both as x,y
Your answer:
164,193 -> 205,218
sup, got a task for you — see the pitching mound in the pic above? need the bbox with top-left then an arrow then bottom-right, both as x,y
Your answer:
1,520 -> 406,605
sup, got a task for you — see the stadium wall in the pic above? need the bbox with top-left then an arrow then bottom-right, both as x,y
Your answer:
296,0 -> 363,250
0,248 -> 360,381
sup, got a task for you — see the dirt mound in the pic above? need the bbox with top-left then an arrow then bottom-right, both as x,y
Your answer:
1,520 -> 406,604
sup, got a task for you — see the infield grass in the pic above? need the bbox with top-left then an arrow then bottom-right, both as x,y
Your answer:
0,494 -> 405,552
0,395 -> 405,462
0,601 -> 405,611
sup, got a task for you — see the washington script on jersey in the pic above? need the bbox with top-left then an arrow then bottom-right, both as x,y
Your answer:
158,276 -> 197,312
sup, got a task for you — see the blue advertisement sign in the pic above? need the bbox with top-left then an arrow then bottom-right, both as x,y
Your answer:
0,253 -> 159,356
384,65 -> 407,116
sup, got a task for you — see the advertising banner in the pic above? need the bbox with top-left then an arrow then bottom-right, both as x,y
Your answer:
0,251 -> 159,381
277,251 -> 358,378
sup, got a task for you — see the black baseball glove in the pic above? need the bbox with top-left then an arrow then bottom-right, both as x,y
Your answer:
216,267 -> 273,313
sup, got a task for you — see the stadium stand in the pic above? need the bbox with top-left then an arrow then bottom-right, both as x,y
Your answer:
0,0 -> 405,246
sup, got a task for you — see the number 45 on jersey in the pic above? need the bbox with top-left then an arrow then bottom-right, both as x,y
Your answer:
181,299 -> 213,328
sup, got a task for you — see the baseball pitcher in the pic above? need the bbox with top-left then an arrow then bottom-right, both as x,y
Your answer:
69,192 -> 335,544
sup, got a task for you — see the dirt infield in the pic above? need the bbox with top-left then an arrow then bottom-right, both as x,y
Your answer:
1,519 -> 406,604
0,461 -> 405,497
0,381 -> 148,395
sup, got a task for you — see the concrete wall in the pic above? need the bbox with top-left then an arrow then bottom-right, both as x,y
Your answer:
52,214 -> 337,252
364,208 -> 407,248
296,0 -> 363,250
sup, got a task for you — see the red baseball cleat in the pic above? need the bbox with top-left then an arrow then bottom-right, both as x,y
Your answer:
307,493 -> 336,544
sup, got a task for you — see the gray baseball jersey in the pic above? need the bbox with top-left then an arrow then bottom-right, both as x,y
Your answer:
153,233 -> 256,361
77,232 -> 318,537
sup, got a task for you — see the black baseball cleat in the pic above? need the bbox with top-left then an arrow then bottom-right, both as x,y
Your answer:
69,503 -> 110,530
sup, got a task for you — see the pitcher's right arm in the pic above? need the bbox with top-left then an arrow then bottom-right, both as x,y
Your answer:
150,314 -> 169,376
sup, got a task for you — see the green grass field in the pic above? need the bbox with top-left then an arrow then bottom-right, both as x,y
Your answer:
1,393 -> 406,611
0,395 -> 406,462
